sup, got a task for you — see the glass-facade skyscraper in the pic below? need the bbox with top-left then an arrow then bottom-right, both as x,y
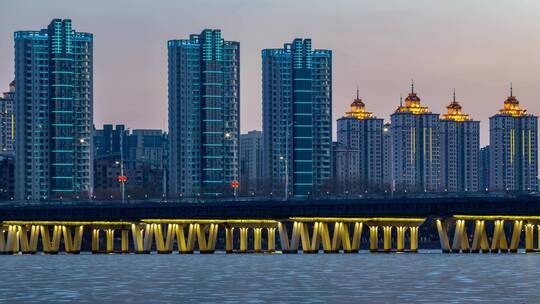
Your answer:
168,29 -> 240,198
14,19 -> 93,200
262,38 -> 332,198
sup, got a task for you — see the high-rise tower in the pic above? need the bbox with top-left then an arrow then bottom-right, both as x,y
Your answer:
168,29 -> 240,198
391,83 -> 441,192
335,90 -> 384,193
262,38 -> 332,198
489,86 -> 537,192
14,19 -> 93,200
0,80 -> 15,153
239,130 -> 264,195
440,91 -> 480,192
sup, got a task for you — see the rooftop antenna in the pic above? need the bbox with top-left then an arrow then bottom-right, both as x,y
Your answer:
411,79 -> 414,94
356,85 -> 359,99
400,94 -> 403,106
510,82 -> 513,96
453,88 -> 456,102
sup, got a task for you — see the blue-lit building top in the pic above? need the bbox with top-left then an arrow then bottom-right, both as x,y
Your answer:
262,38 -> 332,197
14,19 -> 93,201
168,29 -> 240,198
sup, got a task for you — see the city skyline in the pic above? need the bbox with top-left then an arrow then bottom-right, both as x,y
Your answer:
2,1 -> 540,146
3,4 -> 540,303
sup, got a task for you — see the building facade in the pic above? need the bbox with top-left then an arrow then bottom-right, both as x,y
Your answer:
391,85 -> 441,192
14,19 -> 93,200
262,38 -> 332,197
335,92 -> 384,193
439,92 -> 480,192
332,142 -> 358,194
168,29 -> 240,198
93,125 -> 167,198
0,153 -> 15,200
93,124 -> 127,162
382,122 -> 393,190
0,81 -> 15,153
479,145 -> 490,191
239,130 -> 264,195
489,89 -> 538,192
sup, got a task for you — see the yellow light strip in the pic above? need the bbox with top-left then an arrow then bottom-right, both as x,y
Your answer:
141,219 -> 279,224
453,215 -> 540,221
522,129 -> 525,158
289,217 -> 426,223
2,221 -> 133,226
510,129 -> 514,164
529,129 -> 532,165
429,128 -> 433,162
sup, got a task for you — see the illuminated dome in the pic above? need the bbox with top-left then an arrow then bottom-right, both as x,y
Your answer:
346,89 -> 373,119
443,90 -> 470,121
350,98 -> 365,109
395,81 -> 429,115
447,101 -> 462,111
499,84 -> 527,117
404,92 -> 421,103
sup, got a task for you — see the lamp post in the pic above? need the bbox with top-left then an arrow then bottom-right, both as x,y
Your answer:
280,155 -> 288,201
119,128 -> 129,203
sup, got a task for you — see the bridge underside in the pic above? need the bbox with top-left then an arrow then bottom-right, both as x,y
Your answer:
3,215 -> 540,254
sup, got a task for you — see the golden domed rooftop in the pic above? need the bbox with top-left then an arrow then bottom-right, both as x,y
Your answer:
395,81 -> 429,115
499,84 -> 527,117
442,90 -> 470,122
345,88 -> 373,119
350,97 -> 365,109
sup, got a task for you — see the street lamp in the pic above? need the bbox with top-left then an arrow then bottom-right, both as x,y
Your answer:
119,128 -> 129,203
280,155 -> 289,201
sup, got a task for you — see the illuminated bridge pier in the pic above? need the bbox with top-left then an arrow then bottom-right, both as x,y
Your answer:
0,217 -> 424,254
0,222 -> 133,254
283,218 -> 425,253
436,216 -> 540,253
141,220 -> 279,254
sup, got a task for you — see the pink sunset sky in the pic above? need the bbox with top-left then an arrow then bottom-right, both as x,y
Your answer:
1,0 -> 540,146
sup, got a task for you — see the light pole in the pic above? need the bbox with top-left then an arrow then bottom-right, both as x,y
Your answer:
280,155 -> 288,201
279,119 -> 293,201
119,128 -> 129,203
225,131 -> 239,199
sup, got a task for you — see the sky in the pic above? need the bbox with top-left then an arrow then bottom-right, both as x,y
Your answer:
1,0 -> 540,146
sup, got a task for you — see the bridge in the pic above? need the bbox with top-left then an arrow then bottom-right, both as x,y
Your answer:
1,194 -> 540,254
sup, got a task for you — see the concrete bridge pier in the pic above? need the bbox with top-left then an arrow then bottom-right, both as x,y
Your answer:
367,221 -> 421,253
223,221 -> 278,253
369,226 -> 378,252
225,227 -> 234,253
286,218 -> 423,254
436,216 -> 540,254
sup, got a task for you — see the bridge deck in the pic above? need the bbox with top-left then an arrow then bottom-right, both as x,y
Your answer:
1,195 -> 540,221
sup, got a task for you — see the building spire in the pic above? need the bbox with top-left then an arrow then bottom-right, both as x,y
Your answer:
356,85 -> 359,99
453,88 -> 456,102
400,94 -> 403,106
411,79 -> 414,94
510,82 -> 513,97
